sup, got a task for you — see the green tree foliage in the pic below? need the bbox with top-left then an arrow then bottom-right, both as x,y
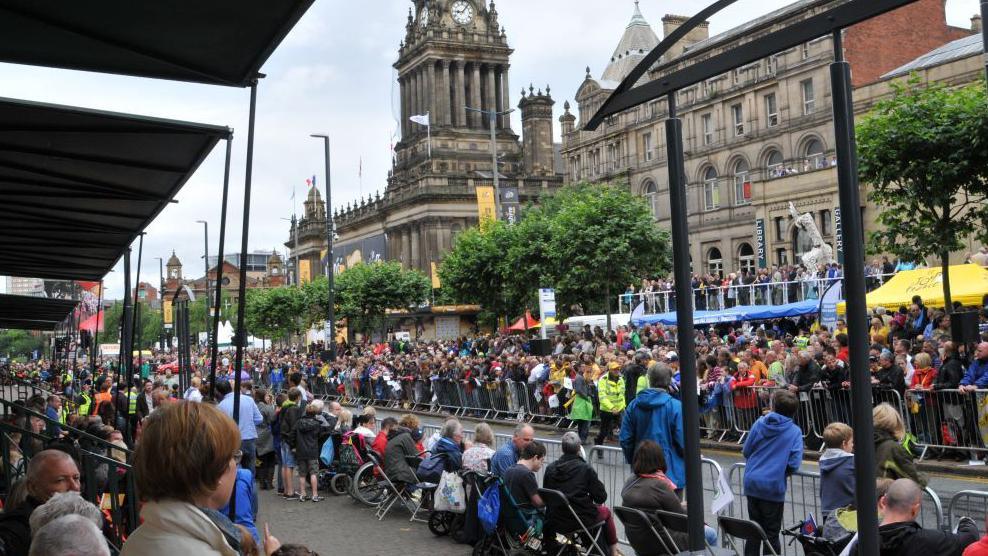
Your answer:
334,262 -> 431,335
244,287 -> 304,340
439,183 -> 671,322
857,78 -> 988,311
0,330 -> 47,360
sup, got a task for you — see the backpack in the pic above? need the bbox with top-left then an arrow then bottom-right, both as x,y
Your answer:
416,452 -> 446,483
477,483 -> 501,534
338,431 -> 366,474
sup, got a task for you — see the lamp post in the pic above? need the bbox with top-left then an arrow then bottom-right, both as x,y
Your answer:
154,257 -> 165,351
309,133 -> 335,361
196,220 -> 210,343
465,106 -> 514,220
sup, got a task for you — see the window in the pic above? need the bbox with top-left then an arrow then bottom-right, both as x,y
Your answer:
801,79 -> 815,114
738,243 -> 756,274
766,149 -> 784,178
731,103 -> 744,136
820,209 -> 833,236
764,56 -> 777,76
707,248 -> 723,277
804,138 -> 825,169
571,156 -> 581,180
607,144 -> 617,171
776,248 -> 789,266
801,43 -> 810,60
703,167 -> 720,211
701,113 -> 713,145
733,159 -> 751,205
774,216 -> 786,241
794,221 -> 814,258
643,180 -> 659,219
642,132 -> 653,161
591,150 -> 600,175
733,69 -> 740,86
765,93 -> 778,127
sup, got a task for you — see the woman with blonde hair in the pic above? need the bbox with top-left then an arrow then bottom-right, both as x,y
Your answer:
872,403 -> 926,487
122,401 -> 252,555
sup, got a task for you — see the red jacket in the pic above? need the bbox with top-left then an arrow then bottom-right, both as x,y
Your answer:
964,536 -> 988,556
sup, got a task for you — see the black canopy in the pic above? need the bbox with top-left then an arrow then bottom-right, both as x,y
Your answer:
0,0 -> 315,87
0,293 -> 78,331
0,96 -> 228,281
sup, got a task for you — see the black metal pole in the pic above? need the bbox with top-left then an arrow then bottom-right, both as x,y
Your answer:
981,2 -> 988,81
200,220 -> 210,342
91,281 -> 103,374
311,134 -> 336,360
231,80 -> 260,521
131,233 -> 145,377
210,135 -> 233,400
831,29 -> 879,556
156,258 -> 165,352
665,92 -> 704,553
120,248 -> 133,380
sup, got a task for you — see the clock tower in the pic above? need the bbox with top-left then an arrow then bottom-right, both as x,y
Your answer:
394,0 -> 521,177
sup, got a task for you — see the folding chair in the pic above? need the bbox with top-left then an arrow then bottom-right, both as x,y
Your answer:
405,455 -> 437,523
538,488 -> 606,556
613,506 -> 678,554
717,515 -> 780,556
374,466 -> 421,521
655,509 -> 733,556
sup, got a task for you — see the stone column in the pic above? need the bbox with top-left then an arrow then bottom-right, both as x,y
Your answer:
399,76 -> 409,138
409,71 -> 419,125
470,62 -> 482,129
499,66 -> 511,130
401,227 -> 412,269
440,60 -> 452,126
410,224 -> 421,272
486,64 -> 497,130
426,59 -> 436,121
454,61 -> 467,127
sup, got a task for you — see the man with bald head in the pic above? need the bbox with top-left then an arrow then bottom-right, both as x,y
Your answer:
875,478 -> 978,555
0,449 -> 81,555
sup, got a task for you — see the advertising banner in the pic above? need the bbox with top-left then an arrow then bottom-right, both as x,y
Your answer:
500,187 -> 520,224
754,219 -> 767,268
476,185 -> 496,223
833,206 -> 844,264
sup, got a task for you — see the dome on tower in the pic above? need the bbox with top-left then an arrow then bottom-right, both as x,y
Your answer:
307,186 -> 322,203
166,250 -> 182,267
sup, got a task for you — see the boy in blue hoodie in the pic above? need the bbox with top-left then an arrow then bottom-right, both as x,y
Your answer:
742,389 -> 803,556
819,422 -> 855,522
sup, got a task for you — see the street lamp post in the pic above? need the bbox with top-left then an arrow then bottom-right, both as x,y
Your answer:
310,134 -> 335,361
465,106 -> 514,220
196,220 -> 210,343
154,257 -> 165,351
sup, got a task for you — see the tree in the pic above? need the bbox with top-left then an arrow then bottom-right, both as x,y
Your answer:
439,183 -> 671,326
857,78 -> 988,312
0,330 -> 46,360
244,287 -> 303,341
335,261 -> 431,336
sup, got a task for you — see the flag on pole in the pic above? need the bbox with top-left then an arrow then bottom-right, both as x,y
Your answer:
409,114 -> 430,126
359,157 -> 362,179
629,302 -> 645,325
312,174 -> 317,187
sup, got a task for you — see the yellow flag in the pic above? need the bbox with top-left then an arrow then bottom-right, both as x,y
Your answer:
163,299 -> 173,324
476,185 -> 496,223
299,259 -> 312,283
430,262 -> 442,289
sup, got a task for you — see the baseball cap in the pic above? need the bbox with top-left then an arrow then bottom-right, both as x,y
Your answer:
665,351 -> 679,362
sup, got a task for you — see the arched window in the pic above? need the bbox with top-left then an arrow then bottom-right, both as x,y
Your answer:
643,180 -> 659,219
707,247 -> 723,277
732,159 -> 751,205
702,167 -> 720,211
737,243 -> 755,274
804,138 -> 825,169
766,149 -> 784,178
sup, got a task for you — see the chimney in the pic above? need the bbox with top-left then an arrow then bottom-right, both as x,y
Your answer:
972,14 -> 982,33
661,14 -> 710,61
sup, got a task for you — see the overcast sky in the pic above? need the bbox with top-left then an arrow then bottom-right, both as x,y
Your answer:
0,0 -> 979,300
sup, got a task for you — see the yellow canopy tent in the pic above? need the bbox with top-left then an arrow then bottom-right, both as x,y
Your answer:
838,264 -> 988,313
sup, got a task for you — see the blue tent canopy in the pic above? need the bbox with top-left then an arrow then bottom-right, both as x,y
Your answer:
633,299 -> 821,327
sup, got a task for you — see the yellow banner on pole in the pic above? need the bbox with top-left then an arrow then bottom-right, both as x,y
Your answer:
163,299 -> 173,324
299,259 -> 312,284
430,262 -> 442,289
476,185 -> 496,223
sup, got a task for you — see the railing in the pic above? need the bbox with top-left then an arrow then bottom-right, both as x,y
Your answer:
947,490 -> 988,534
618,272 -> 897,316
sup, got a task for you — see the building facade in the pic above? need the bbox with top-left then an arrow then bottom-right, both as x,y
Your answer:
330,0 -> 564,280
163,250 -> 286,307
560,0 -> 974,277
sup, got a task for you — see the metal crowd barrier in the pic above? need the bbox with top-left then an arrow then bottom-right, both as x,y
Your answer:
726,462 -> 945,552
947,490 -> 988,533
903,389 -> 988,460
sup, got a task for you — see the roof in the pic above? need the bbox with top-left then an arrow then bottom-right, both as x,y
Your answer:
0,0 -> 314,87
882,33 -> 982,79
0,293 -> 78,330
601,1 -> 660,84
0,96 -> 228,282
166,251 -> 182,267
681,0 -> 830,57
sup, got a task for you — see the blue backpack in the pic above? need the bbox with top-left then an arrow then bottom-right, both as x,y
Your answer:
416,453 -> 446,483
477,483 -> 501,534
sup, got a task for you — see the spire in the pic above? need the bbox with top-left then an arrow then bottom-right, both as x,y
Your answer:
600,0 -> 659,84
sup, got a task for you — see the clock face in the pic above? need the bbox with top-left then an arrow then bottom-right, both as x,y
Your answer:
418,7 -> 429,27
451,1 -> 474,25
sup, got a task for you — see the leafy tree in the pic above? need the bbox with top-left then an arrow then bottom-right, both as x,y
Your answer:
244,287 -> 303,341
0,330 -> 46,360
857,78 -> 988,312
439,183 -> 671,326
335,261 -> 431,336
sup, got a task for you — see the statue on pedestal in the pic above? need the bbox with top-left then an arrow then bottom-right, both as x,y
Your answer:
789,202 -> 835,270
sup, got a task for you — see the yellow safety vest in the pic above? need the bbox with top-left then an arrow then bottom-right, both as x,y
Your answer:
77,392 -> 92,416
636,374 -> 649,395
597,375 -> 626,413
127,390 -> 138,415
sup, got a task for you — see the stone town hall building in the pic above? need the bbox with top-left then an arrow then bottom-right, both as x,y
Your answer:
331,0 -> 563,278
